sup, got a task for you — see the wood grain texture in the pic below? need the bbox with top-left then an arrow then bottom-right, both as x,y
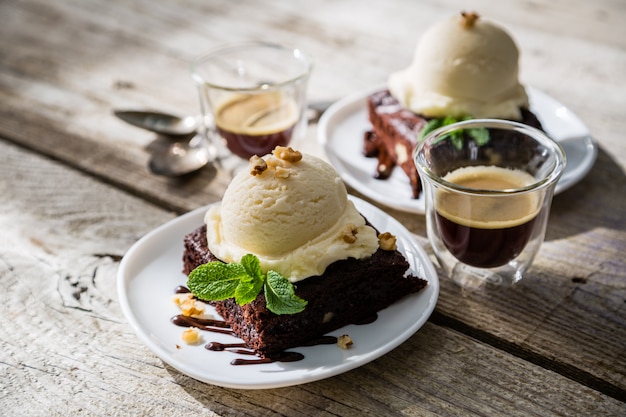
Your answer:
1,139 -> 624,416
1,0 -> 626,414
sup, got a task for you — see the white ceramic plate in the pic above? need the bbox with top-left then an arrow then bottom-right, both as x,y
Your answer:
317,86 -> 597,213
117,196 -> 439,389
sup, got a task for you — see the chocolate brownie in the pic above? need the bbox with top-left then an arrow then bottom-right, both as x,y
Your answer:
365,89 -> 544,198
183,224 -> 427,358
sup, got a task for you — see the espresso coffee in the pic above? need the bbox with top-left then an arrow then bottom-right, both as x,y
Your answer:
435,166 -> 540,268
215,92 -> 298,159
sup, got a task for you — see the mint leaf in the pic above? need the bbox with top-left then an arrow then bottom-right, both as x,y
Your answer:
234,272 -> 264,305
264,271 -> 308,315
187,262 -> 247,301
418,118 -> 443,142
468,127 -> 490,145
449,133 -> 464,151
187,254 -> 308,315
232,254 -> 264,304
442,115 -> 458,126
423,116 -> 490,150
240,253 -> 263,282
428,117 -> 458,149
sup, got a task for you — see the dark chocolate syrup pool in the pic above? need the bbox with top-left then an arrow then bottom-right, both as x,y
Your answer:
172,286 -> 377,366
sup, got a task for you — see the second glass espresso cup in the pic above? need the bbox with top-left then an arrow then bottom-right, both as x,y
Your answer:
415,119 -> 566,287
191,42 -> 312,159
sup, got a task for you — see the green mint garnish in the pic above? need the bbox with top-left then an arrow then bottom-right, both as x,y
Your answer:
264,271 -> 308,315
418,118 -> 444,142
187,254 -> 307,315
419,116 -> 490,150
467,125 -> 490,146
187,261 -> 247,301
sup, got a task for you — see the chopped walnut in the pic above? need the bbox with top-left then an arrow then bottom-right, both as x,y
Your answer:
274,165 -> 292,179
460,11 -> 480,29
181,327 -> 201,344
172,293 -> 206,317
322,311 -> 335,323
172,292 -> 193,306
265,156 -> 292,178
273,146 -> 302,163
249,155 -> 268,176
342,224 -> 358,243
378,232 -> 397,251
394,143 -> 409,165
337,334 -> 353,350
181,299 -> 206,317
266,156 -> 281,169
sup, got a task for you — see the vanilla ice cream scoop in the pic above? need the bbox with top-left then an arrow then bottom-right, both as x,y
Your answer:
205,147 -> 379,282
388,12 -> 529,120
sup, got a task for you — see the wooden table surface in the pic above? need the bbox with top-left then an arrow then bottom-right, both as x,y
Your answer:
2,0 -> 625,415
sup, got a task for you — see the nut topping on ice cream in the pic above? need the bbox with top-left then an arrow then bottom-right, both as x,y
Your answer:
388,11 -> 529,120
205,146 -> 379,282
249,155 -> 268,176
460,11 -> 479,29
378,232 -> 397,251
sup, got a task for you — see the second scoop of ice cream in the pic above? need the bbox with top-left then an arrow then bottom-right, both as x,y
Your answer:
388,12 -> 529,120
205,147 -> 379,282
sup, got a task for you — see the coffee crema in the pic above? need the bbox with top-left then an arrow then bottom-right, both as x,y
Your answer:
215,91 -> 298,158
435,165 -> 540,268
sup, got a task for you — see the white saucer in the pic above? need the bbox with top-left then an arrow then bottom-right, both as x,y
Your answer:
317,86 -> 597,213
117,196 -> 439,389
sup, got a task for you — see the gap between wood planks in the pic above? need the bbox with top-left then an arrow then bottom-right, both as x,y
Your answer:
429,310 -> 626,402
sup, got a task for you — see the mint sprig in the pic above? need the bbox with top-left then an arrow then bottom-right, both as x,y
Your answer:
419,116 -> 490,150
264,271 -> 308,314
187,254 -> 307,315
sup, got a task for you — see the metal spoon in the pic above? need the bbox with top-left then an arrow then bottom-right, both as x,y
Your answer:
307,100 -> 334,124
114,100 -> 332,136
148,133 -> 215,176
118,101 -> 333,176
114,110 -> 199,136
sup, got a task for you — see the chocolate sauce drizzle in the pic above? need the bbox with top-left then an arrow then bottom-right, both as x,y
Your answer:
174,285 -> 191,294
171,315 -> 234,335
171,286 -> 377,366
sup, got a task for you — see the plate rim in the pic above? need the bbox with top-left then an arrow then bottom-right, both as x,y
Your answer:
117,196 -> 439,389
317,85 -> 598,213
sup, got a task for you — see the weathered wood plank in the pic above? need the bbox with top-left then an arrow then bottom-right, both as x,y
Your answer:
1,0 -> 625,181
352,144 -> 626,398
1,0 -> 626,413
1,141 -> 624,417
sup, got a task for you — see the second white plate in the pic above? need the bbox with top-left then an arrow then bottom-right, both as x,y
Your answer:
317,86 -> 597,213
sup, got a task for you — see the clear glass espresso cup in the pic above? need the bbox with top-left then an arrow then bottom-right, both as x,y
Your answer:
191,42 -> 312,160
414,119 -> 566,287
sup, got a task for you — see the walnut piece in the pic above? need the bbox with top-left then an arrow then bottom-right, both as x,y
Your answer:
172,293 -> 206,317
181,327 -> 201,344
342,224 -> 358,243
249,155 -> 268,176
266,156 -> 280,168
460,11 -> 480,29
394,143 -> 409,165
182,299 -> 205,317
337,334 -> 353,350
322,311 -> 335,323
274,165 -> 292,179
273,146 -> 302,163
378,232 -> 397,251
